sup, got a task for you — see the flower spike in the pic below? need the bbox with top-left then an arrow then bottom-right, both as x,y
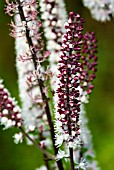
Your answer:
54,12 -> 85,148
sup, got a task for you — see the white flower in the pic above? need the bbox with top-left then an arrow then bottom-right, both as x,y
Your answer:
75,158 -> 88,170
0,117 -> 14,130
91,7 -> 111,21
2,109 -> 8,115
56,149 -> 69,161
13,106 -> 21,113
83,0 -> 99,8
44,138 -> 52,147
55,134 -> 63,147
5,119 -> 14,129
28,125 -> 35,131
0,117 -> 8,125
13,133 -> 23,144
83,0 -> 114,22
15,11 -> 44,134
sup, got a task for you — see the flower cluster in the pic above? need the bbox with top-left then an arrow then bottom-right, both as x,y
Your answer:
80,32 -> 98,95
5,0 -> 18,16
83,0 -> 114,22
54,12 -> 85,148
0,80 -> 22,129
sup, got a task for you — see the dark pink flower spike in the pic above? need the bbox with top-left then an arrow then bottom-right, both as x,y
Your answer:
55,12 -> 85,147
55,13 -> 98,148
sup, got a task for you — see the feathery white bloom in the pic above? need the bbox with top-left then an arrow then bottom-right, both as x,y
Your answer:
83,0 -> 114,21
56,149 -> 69,161
76,103 -> 100,169
75,158 -> 88,170
15,1 -> 44,131
39,0 -> 67,88
55,134 -> 64,147
13,0 -> 53,151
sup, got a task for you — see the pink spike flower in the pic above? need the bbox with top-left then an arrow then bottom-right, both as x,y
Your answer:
54,12 -> 98,148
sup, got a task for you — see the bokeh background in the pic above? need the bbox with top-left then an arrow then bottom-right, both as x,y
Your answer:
0,0 -> 114,169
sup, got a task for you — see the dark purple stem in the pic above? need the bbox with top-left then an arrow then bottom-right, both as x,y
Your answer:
66,49 -> 74,170
16,1 -> 64,170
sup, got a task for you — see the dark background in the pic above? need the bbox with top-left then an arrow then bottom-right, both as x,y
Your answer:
0,0 -> 114,169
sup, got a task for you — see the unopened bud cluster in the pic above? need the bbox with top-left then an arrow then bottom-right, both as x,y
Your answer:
0,80 -> 22,129
81,31 -> 98,94
55,12 -> 85,147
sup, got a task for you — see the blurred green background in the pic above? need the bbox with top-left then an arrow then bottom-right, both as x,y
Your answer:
0,0 -> 114,169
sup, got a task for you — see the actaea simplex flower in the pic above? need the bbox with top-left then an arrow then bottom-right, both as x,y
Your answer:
0,0 -> 99,169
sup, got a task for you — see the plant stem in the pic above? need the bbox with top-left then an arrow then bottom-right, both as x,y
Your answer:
39,131 -> 50,170
19,127 -> 55,160
16,1 -> 64,169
